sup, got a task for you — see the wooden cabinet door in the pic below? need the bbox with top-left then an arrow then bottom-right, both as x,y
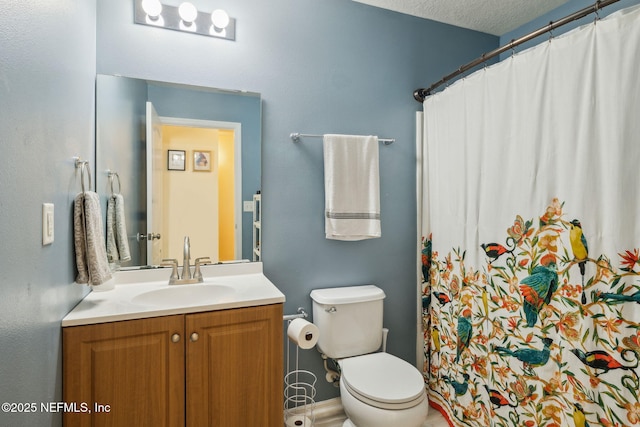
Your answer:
186,304 -> 283,427
63,315 -> 185,427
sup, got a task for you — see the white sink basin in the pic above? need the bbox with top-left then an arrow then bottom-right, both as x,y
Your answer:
132,283 -> 237,308
62,263 -> 286,327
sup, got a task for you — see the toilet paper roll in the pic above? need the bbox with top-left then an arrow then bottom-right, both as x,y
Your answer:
287,318 -> 319,349
285,414 -> 312,427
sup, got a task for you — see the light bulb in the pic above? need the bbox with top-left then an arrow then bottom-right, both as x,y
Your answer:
178,2 -> 198,23
141,0 -> 162,18
211,9 -> 230,29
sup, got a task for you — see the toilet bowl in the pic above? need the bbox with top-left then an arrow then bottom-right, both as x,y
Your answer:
310,285 -> 429,427
338,352 -> 429,427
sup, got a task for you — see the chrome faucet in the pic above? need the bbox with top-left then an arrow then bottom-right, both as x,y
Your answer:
161,236 -> 211,285
182,236 -> 191,280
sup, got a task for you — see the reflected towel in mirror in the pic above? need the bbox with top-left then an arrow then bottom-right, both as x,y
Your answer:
106,193 -> 131,266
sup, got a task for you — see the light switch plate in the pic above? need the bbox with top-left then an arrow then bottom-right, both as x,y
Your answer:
243,200 -> 254,212
42,203 -> 54,245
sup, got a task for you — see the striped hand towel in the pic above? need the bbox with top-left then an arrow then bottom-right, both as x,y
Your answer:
323,134 -> 381,240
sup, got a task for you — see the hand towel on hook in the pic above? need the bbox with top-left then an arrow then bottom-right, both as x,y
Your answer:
323,134 -> 381,240
74,191 -> 113,288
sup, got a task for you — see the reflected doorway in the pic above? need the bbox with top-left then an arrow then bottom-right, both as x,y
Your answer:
153,116 -> 242,264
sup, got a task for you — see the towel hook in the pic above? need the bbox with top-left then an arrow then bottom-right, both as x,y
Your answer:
108,170 -> 121,196
81,162 -> 92,193
74,157 -> 92,193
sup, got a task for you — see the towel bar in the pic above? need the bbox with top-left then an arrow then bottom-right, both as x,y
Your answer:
290,133 -> 394,145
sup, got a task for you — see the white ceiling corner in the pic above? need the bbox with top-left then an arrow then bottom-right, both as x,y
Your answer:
353,0 -> 571,35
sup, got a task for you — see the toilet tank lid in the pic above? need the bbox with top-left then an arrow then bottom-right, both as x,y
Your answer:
311,285 -> 385,305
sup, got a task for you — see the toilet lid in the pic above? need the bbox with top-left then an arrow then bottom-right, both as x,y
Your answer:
340,353 -> 426,409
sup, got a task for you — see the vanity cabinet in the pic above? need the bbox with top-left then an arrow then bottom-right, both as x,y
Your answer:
186,304 -> 283,425
63,303 -> 283,427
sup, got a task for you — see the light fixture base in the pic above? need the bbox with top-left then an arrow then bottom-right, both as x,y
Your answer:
134,0 -> 236,41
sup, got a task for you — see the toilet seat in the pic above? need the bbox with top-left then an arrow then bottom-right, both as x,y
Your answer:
339,352 -> 426,410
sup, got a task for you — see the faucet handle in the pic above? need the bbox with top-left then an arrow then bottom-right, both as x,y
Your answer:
193,257 -> 211,281
161,259 -> 180,280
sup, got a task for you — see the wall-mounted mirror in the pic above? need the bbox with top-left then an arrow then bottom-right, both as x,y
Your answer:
96,74 -> 261,268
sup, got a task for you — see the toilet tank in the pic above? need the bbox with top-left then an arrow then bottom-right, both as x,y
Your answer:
310,285 -> 386,359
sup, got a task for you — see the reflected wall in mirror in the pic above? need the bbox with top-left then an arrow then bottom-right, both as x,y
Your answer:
96,74 -> 261,268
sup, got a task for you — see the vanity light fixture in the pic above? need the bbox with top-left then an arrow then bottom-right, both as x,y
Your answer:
134,0 -> 236,41
210,9 -> 230,36
178,2 -> 198,31
141,0 -> 163,25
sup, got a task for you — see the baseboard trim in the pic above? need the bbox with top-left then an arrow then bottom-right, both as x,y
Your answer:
285,397 -> 346,427
302,396 -> 443,427
314,397 -> 346,425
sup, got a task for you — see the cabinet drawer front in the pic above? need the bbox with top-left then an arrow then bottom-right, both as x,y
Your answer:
63,315 -> 185,427
186,304 -> 283,427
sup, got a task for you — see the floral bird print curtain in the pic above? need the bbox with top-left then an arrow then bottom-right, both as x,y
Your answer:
418,5 -> 640,426
423,200 -> 640,426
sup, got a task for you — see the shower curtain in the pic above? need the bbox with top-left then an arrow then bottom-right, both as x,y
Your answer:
419,5 -> 640,427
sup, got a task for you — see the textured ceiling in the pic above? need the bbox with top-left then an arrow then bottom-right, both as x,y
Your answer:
353,0 -> 570,35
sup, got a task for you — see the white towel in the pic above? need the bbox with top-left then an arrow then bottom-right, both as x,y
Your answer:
323,134 -> 381,240
74,191 -> 113,287
106,193 -> 131,266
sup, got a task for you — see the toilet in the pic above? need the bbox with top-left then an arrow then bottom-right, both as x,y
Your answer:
311,285 -> 429,427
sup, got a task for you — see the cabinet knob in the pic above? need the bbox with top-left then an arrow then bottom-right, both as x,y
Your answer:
190,332 -> 199,342
171,333 -> 181,343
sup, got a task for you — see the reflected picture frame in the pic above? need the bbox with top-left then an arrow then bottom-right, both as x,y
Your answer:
168,150 -> 186,171
193,150 -> 212,172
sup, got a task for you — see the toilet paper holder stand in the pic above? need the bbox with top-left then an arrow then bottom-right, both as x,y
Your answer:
284,307 -> 317,427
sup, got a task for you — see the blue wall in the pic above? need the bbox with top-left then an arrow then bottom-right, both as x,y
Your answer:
0,1 -> 499,424
97,0 -> 498,401
0,1 -> 96,425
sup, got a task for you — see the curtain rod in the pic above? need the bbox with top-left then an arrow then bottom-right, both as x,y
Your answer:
413,0 -> 621,102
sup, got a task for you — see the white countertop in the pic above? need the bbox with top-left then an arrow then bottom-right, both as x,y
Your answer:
62,262 -> 285,327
